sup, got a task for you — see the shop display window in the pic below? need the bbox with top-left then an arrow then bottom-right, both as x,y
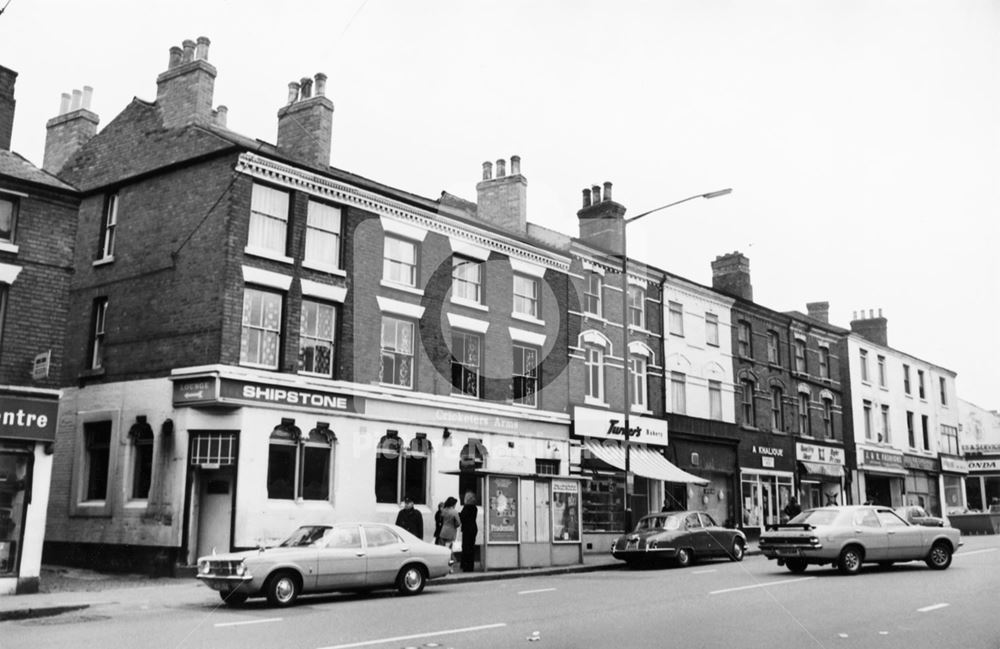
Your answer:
0,451 -> 30,575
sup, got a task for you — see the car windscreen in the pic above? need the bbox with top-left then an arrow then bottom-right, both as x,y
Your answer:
789,510 -> 839,526
279,525 -> 331,547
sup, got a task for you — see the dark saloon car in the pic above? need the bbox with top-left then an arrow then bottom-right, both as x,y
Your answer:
611,511 -> 747,567
894,505 -> 945,527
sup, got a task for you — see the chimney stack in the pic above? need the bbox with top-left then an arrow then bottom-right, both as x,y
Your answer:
850,308 -> 888,346
276,72 -> 334,168
155,36 -> 217,129
475,155 -> 528,233
806,301 -> 830,323
0,66 -> 17,151
577,181 -> 626,253
711,251 -> 753,301
43,84 -> 100,173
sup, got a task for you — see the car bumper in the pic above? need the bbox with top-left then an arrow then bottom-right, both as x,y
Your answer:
759,546 -> 832,562
196,574 -> 258,593
611,547 -> 681,561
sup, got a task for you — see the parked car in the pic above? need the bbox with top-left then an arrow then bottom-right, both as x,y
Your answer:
196,523 -> 453,607
758,505 -> 962,575
611,511 -> 747,567
894,505 -> 945,527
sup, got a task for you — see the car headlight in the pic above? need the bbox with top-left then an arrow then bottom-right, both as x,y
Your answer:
198,560 -> 211,575
235,560 -> 248,576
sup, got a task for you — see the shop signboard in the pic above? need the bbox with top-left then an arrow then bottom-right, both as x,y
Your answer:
861,448 -> 905,470
939,456 -> 968,474
0,394 -> 59,442
902,454 -> 939,473
796,442 -> 845,466
573,406 -> 668,447
968,458 -> 1000,472
551,480 -> 581,543
174,376 -> 363,414
964,443 -> 1000,454
487,476 -> 519,543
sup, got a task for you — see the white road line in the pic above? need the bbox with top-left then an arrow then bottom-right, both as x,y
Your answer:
917,603 -> 950,613
317,622 -> 508,649
214,617 -> 283,628
957,548 -> 998,557
692,569 -> 717,574
709,577 -> 815,595
518,587 -> 557,595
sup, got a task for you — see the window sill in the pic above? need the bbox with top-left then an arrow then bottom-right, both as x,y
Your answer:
631,408 -> 653,416
584,397 -> 609,408
240,361 -> 280,371
629,325 -> 654,336
511,312 -> 545,327
77,367 -> 106,380
92,256 -> 115,267
244,246 -> 294,265
298,370 -> 335,380
582,312 -> 606,323
379,382 -> 414,391
0,242 -> 19,254
302,259 -> 346,277
380,280 -> 424,297
450,392 -> 482,401
450,296 -> 489,312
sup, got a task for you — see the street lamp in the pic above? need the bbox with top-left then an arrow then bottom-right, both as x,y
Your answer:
620,188 -> 732,533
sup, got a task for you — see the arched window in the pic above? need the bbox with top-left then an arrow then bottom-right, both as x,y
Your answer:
267,419 -> 336,501
128,416 -> 154,500
375,431 -> 432,505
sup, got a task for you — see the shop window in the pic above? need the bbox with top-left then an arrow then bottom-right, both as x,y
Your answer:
0,451 -> 30,575
89,297 -> 108,370
304,200 -> 342,269
128,416 -> 154,500
451,331 -> 482,398
453,256 -> 483,304
240,287 -> 283,369
83,421 -> 112,501
299,299 -> 336,376
380,316 -> 415,388
374,432 -> 430,505
0,194 -> 17,244
248,183 -> 290,256
266,419 -> 336,501
513,344 -> 539,407
584,272 -> 602,316
383,235 -> 418,287
513,273 -> 539,318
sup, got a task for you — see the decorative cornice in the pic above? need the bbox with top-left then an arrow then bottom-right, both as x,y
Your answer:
235,152 -> 570,272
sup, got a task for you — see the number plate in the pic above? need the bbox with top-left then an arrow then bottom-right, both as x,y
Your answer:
776,548 -> 801,557
626,541 -> 638,550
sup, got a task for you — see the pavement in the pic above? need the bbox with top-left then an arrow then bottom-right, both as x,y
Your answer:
0,541 -> 764,622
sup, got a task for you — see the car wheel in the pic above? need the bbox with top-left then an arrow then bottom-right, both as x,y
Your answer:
265,571 -> 300,607
785,558 -> 808,574
675,548 -> 693,568
837,546 -> 864,575
219,590 -> 249,606
729,539 -> 745,562
925,542 -> 952,570
397,564 -> 426,595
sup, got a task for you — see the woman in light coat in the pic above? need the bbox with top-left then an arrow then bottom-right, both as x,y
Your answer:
437,496 -> 460,548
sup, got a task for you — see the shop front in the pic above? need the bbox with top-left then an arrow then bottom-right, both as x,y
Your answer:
665,417 -> 739,529
572,406 -> 707,554
902,454 -> 941,516
853,446 -> 907,507
938,455 -> 968,516
0,389 -> 60,595
952,456 -> 1000,534
738,433 -> 796,533
795,442 -> 845,509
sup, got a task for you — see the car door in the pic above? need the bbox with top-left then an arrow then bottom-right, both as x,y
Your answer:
876,510 -> 925,559
315,525 -> 367,591
698,512 -> 726,557
850,508 -> 889,561
362,524 -> 406,587
683,513 -> 709,554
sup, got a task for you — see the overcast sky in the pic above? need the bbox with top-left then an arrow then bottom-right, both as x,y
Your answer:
2,1 -> 997,408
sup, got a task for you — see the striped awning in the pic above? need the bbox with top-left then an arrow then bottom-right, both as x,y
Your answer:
583,439 -> 708,485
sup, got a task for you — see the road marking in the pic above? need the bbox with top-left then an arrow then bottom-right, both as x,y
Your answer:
917,603 -> 949,613
692,569 -> 717,574
214,617 -> 283,628
317,622 -> 508,649
518,587 -> 557,595
957,548 -> 998,557
709,577 -> 815,595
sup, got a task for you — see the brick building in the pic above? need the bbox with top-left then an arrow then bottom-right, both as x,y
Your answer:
42,39 -> 587,572
0,65 -> 80,594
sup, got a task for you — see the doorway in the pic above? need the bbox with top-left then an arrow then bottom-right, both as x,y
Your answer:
195,466 -> 234,558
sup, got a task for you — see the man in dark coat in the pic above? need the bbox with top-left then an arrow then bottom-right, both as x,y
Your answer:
459,492 -> 479,572
395,498 -> 424,539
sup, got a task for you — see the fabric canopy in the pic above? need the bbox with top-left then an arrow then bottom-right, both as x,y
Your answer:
798,461 -> 844,478
584,439 -> 708,485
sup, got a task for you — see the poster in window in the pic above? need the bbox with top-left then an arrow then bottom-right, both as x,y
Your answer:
487,476 -> 518,543
551,479 -> 581,543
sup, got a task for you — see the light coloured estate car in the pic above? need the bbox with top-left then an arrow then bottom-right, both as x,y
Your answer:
759,505 -> 962,575
197,524 -> 453,607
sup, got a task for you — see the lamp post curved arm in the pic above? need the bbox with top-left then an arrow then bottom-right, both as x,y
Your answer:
620,187 -> 731,533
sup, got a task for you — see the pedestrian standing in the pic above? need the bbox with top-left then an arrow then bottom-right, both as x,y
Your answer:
432,501 -> 445,545
459,492 -> 478,572
782,497 -> 802,522
394,497 -> 424,539
437,496 -> 460,548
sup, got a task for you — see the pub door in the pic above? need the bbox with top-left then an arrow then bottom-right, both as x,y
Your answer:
195,466 -> 234,558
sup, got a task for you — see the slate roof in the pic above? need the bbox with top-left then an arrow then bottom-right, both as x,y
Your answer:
0,149 -> 75,191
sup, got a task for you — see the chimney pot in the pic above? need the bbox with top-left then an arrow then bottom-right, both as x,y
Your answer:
591,184 -> 601,203
70,89 -> 82,111
82,86 -> 93,110
582,188 -> 592,208
59,92 -> 70,115
603,181 -> 613,202
869,309 -> 874,318
195,36 -> 210,60
215,105 -> 228,127
300,77 -> 313,99
287,81 -> 300,105
496,159 -> 506,177
314,73 -> 327,97
878,308 -> 883,317
181,40 -> 196,63
482,161 -> 493,180
510,155 -> 521,175
168,46 -> 183,70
